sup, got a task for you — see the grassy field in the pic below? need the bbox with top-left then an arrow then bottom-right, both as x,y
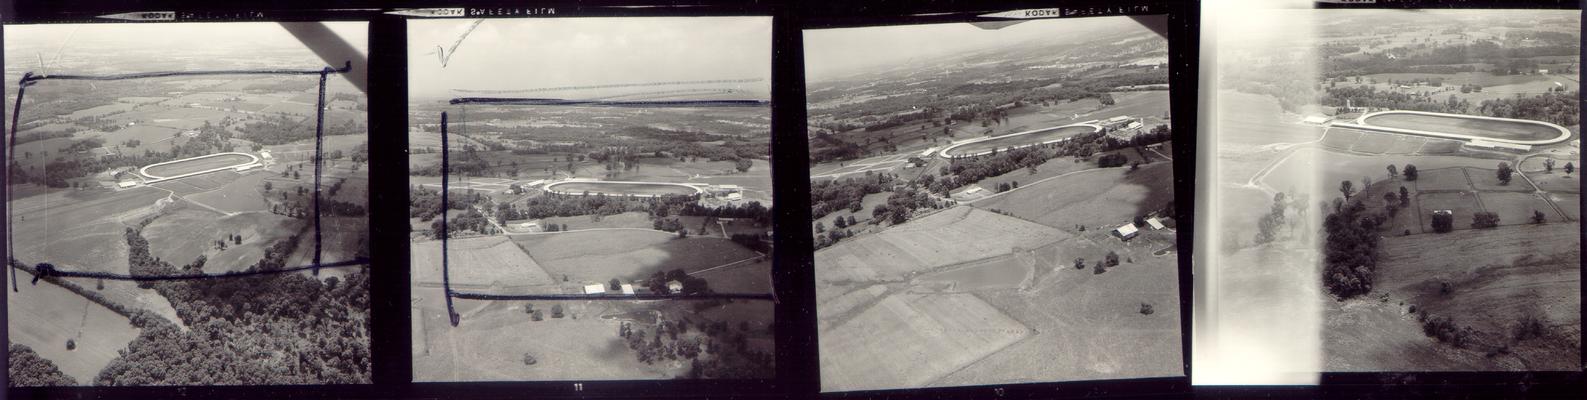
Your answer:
142,207 -> 302,271
412,289 -> 675,382
941,125 -> 1098,157
512,230 -> 760,286
1416,168 -> 1473,192
8,187 -> 167,272
1478,192 -> 1565,226
934,231 -> 1183,386
411,236 -> 557,292
1328,223 -> 1582,371
7,270 -> 142,384
183,171 -> 272,213
1361,112 -> 1566,142
972,162 -> 1175,233
689,260 -> 773,294
819,293 -> 1031,392
1520,162 -> 1582,194
1551,193 -> 1581,220
815,207 -> 1068,284
544,181 -> 699,197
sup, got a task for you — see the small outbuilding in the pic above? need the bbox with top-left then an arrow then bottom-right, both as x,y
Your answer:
583,284 -> 606,295
666,280 -> 684,294
1114,223 -> 1139,240
1146,217 -> 1166,230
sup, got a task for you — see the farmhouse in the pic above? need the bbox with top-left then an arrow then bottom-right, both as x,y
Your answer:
1114,223 -> 1139,240
116,180 -> 139,189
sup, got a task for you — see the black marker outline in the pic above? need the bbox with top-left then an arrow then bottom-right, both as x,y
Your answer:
435,97 -> 775,327
6,62 -> 361,290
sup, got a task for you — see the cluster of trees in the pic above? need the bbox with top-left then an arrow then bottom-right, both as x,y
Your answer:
618,313 -> 773,379
8,343 -> 77,386
1326,39 -> 1574,77
653,218 -> 689,233
236,113 -> 364,146
810,172 -> 894,221
730,233 -> 771,254
1322,86 -> 1472,114
1322,198 -> 1385,299
12,119 -> 240,187
408,186 -> 475,221
431,208 -> 494,238
1253,192 -> 1300,245
1419,313 -> 1476,348
101,225 -> 371,385
1475,91 -> 1579,127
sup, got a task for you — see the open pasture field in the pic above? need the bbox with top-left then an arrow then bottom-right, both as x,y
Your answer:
183,171 -> 271,213
328,175 -> 369,204
7,270 -> 142,384
1258,148 -> 1504,197
142,208 -> 301,270
544,181 -> 700,197
411,236 -> 555,291
819,293 -> 1031,392
1519,155 -> 1582,193
10,137 -> 78,169
1478,192 -> 1565,226
512,230 -> 759,285
1360,223 -> 1582,371
412,292 -> 673,382
972,162 -> 1174,233
934,237 -> 1183,386
8,187 -> 167,272
115,107 -> 242,131
1359,112 -> 1569,143
914,254 -> 1032,293
151,170 -> 241,196
1468,168 -> 1536,192
1415,168 -> 1473,192
66,102 -> 134,119
142,153 -> 255,178
815,207 -> 1067,284
87,124 -> 182,149
1216,91 -> 1327,146
1525,170 -> 1581,194
1550,193 -> 1580,220
940,125 -> 1099,158
1320,129 -> 1363,150
689,260 -> 773,294
1349,131 -> 1426,155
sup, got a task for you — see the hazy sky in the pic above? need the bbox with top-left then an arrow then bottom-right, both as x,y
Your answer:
804,16 -> 1156,83
408,17 -> 772,101
4,22 -> 367,58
